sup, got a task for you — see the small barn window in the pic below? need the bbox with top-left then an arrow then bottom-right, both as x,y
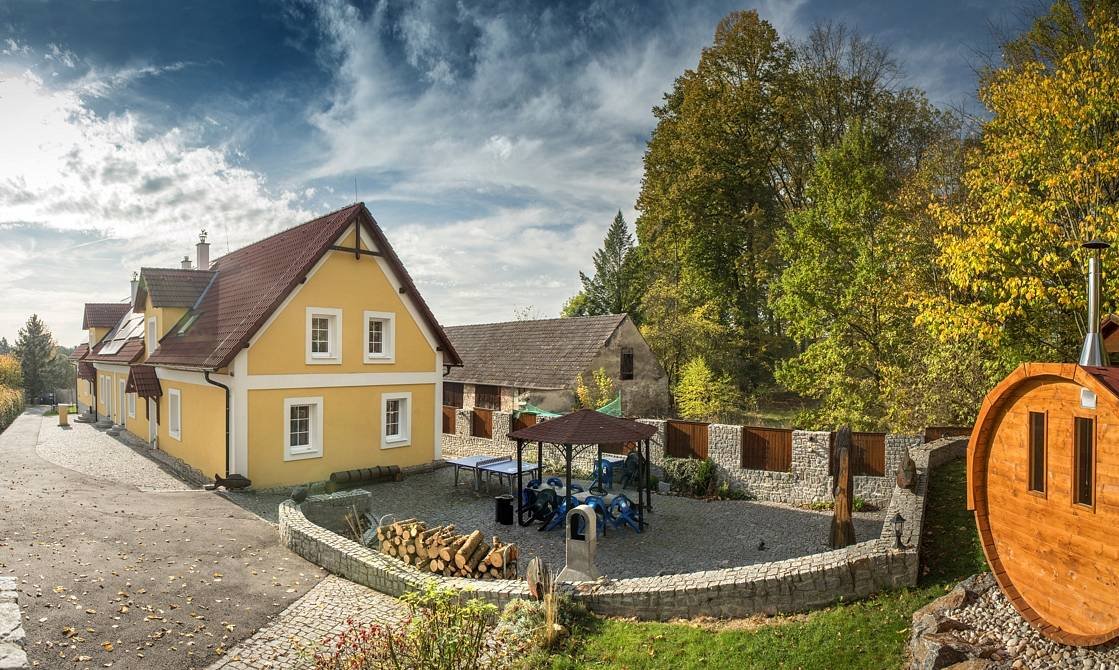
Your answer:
1074,417 -> 1095,507
475,384 -> 501,410
443,382 -> 463,408
620,347 -> 634,380
1028,411 -> 1046,494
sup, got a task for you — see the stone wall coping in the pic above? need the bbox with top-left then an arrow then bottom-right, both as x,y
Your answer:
278,436 -> 967,620
0,575 -> 29,670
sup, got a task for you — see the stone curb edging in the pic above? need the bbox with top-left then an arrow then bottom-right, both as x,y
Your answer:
0,576 -> 29,670
279,437 -> 967,620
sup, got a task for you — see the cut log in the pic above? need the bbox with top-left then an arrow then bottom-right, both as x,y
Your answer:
464,542 -> 490,572
456,531 -> 483,563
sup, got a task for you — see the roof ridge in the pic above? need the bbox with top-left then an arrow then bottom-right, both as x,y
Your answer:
212,202 -> 363,265
445,313 -> 627,329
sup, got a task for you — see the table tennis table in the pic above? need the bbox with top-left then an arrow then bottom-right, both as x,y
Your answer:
447,455 -> 541,493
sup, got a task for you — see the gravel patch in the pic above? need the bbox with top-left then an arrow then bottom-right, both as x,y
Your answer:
208,575 -> 407,670
220,467 -> 880,579
35,421 -> 193,491
946,575 -> 1119,669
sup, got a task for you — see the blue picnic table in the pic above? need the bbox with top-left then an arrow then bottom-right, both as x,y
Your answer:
446,455 -> 541,493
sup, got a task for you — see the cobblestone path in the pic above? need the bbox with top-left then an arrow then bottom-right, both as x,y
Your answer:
207,576 -> 407,670
36,419 -> 192,491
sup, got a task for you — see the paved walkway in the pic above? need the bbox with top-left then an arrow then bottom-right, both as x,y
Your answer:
207,576 -> 407,670
0,409 -> 327,670
36,420 -> 192,491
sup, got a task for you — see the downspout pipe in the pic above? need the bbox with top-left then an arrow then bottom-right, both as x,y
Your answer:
204,371 -> 231,477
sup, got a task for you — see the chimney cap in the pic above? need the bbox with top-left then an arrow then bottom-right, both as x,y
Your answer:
1084,239 -> 1110,250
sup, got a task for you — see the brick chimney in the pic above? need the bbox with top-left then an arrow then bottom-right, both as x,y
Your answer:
130,271 -> 139,304
196,229 -> 210,270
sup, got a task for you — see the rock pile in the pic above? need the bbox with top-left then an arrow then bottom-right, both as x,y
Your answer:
909,573 -> 1119,669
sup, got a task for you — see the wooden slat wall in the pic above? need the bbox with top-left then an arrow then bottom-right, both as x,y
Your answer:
443,382 -> 464,409
471,408 -> 493,439
441,405 -> 456,434
849,432 -> 886,477
475,385 -> 501,410
601,441 -> 636,455
666,420 -> 709,459
512,412 -> 537,433
741,426 -> 793,472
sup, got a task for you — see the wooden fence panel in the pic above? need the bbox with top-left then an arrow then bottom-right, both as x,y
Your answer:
441,405 -> 456,434
923,426 -> 971,443
471,408 -> 493,439
740,426 -> 793,472
666,420 -> 709,459
849,432 -> 886,477
601,441 -> 636,455
512,412 -> 537,433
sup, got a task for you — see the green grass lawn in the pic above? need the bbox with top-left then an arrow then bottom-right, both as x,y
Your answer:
542,459 -> 987,670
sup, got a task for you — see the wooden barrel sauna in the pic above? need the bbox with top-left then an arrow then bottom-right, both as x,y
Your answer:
968,362 -> 1119,646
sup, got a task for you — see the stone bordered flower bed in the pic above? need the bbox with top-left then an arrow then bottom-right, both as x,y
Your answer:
279,437 -> 967,621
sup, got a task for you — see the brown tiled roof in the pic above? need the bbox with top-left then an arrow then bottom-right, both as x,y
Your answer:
135,268 -> 216,309
443,314 -> 628,389
86,338 -> 144,364
126,365 -> 162,398
68,343 -> 89,361
77,361 -> 96,381
146,203 -> 461,370
82,303 -> 130,329
508,408 -> 656,443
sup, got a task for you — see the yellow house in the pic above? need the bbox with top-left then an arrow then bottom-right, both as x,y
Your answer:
71,303 -> 133,418
84,310 -> 146,436
115,203 -> 464,489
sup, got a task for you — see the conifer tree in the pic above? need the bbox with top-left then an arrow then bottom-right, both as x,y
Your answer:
13,315 -> 55,399
568,212 -> 644,321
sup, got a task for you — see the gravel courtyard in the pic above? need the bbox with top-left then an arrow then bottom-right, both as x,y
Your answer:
230,466 -> 884,578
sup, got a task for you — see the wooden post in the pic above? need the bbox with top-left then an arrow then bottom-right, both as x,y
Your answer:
516,438 -> 525,526
830,426 -> 856,549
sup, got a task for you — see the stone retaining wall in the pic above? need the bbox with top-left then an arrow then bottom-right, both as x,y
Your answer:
280,437 -> 966,620
441,412 -> 921,506
0,576 -> 28,670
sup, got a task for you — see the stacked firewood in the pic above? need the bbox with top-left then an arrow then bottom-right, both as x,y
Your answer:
373,519 -> 519,580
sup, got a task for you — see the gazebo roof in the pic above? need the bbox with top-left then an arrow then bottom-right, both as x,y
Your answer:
507,408 -> 656,444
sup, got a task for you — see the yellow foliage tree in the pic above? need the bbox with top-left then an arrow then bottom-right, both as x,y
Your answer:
574,368 -> 616,410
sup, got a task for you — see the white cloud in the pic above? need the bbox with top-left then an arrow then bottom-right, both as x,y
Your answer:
0,60 -> 312,344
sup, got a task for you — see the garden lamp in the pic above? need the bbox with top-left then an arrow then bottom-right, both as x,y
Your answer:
892,512 -> 905,549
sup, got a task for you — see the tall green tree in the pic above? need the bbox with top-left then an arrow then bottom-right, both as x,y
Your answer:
566,212 -> 644,320
13,315 -> 56,399
0,337 -> 10,355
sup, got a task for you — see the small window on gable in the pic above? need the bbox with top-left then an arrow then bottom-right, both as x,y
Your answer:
382,392 -> 411,448
620,347 -> 635,380
364,311 -> 395,363
1074,416 -> 1095,507
1028,411 -> 1046,494
284,397 -> 323,460
305,307 -> 342,364
147,317 -> 158,355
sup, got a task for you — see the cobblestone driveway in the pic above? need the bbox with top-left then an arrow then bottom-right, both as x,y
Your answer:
0,410 -> 327,670
207,576 -> 407,670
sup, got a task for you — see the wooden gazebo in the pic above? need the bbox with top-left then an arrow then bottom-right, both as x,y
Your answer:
508,409 -> 657,529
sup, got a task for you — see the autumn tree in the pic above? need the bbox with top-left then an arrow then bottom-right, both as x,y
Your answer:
925,1 -> 1119,366
673,357 -> 740,422
575,368 -> 616,410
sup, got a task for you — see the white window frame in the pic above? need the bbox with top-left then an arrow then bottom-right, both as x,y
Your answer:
128,391 -> 136,419
284,396 -> 324,461
146,316 -> 158,356
381,391 -> 411,449
168,388 -> 182,441
363,311 -> 396,363
305,307 -> 342,365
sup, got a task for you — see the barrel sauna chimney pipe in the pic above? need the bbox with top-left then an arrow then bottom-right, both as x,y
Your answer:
1080,239 -> 1110,366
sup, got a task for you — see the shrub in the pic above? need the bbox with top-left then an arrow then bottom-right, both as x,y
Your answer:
309,584 -> 500,670
495,595 -> 589,653
0,386 -> 22,434
0,355 -> 21,389
661,457 -> 718,498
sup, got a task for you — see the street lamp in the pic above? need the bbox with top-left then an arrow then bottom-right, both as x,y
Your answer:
892,512 -> 906,549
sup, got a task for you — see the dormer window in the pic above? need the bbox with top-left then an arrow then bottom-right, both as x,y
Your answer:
364,311 -> 395,363
305,307 -> 342,364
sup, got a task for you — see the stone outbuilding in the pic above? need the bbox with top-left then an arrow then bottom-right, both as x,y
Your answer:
443,314 -> 670,417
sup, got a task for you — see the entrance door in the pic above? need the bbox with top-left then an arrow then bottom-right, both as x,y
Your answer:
118,380 -> 126,425
148,398 -> 158,444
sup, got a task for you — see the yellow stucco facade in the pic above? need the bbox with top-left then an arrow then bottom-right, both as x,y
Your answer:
140,295 -> 186,361
76,378 -> 95,413
157,378 -> 227,481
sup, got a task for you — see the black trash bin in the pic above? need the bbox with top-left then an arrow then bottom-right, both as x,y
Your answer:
494,494 -> 514,525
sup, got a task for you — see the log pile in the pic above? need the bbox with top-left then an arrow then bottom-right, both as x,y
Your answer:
373,519 -> 519,579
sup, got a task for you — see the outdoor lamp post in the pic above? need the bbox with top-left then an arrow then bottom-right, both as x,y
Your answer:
892,512 -> 906,549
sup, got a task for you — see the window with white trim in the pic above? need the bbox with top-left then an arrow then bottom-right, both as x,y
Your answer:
381,392 -> 411,448
168,388 -> 181,440
364,311 -> 395,363
128,391 -> 136,419
146,316 -> 158,355
284,397 -> 323,460
305,307 -> 342,364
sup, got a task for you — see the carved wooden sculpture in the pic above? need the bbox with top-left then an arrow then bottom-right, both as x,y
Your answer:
830,426 -> 856,549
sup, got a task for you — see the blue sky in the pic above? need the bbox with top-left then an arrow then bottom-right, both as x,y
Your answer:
0,0 -> 1019,346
